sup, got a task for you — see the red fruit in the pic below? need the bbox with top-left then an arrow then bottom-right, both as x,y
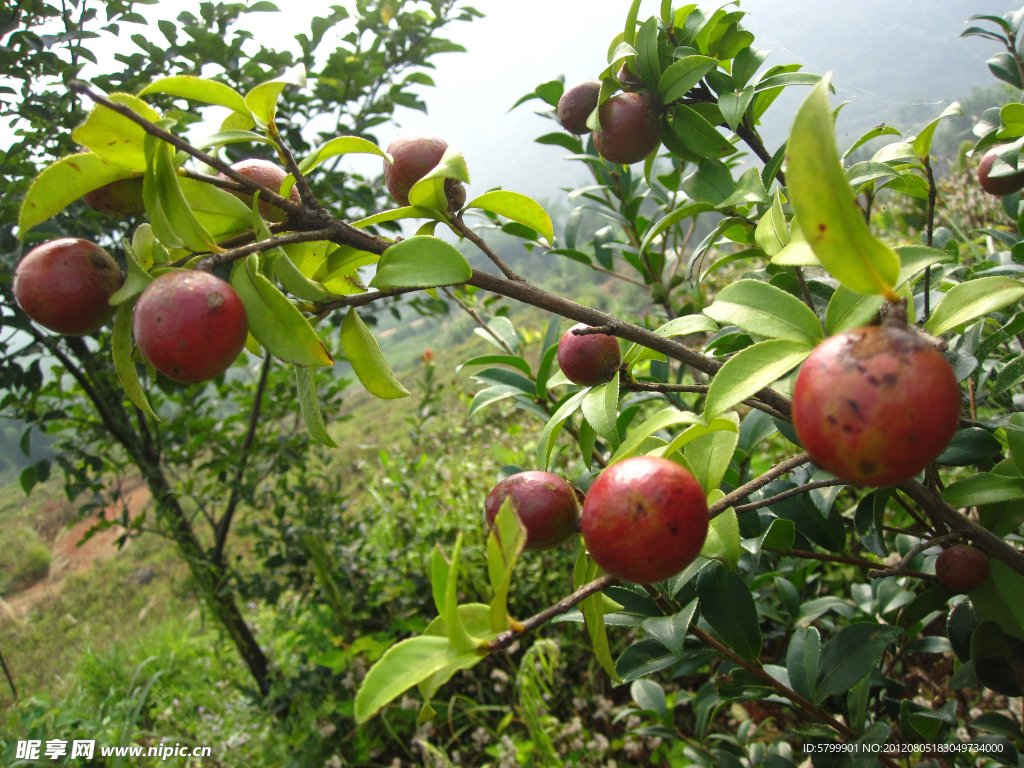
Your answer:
792,323 -> 961,487
581,456 -> 708,584
83,177 -> 145,217
484,471 -> 580,551
557,324 -> 621,387
383,134 -> 462,207
218,159 -> 301,222
14,238 -> 122,335
133,271 -> 248,384
557,80 -> 601,135
593,92 -> 660,165
935,544 -> 989,593
978,145 -> 1024,197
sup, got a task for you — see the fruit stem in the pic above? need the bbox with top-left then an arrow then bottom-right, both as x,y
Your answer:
881,297 -> 909,328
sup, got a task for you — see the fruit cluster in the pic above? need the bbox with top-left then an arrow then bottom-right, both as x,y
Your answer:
557,78 -> 661,166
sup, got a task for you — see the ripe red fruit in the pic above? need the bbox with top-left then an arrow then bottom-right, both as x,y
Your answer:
484,471 -> 580,551
383,134 -> 462,208
133,271 -> 248,384
935,544 -> 989,593
581,456 -> 708,584
557,80 -> 601,135
218,159 -> 301,222
83,177 -> 145,217
978,146 -> 1024,197
792,323 -> 960,487
593,92 -> 660,165
14,238 -> 122,335
557,324 -> 621,387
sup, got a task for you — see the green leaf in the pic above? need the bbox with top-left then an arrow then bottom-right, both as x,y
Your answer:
575,550 -> 623,683
1008,413 -> 1024,475
631,679 -> 667,717
814,623 -> 902,704
659,55 -> 718,103
668,105 -> 735,158
582,379 -> 620,445
339,307 -> 409,399
298,135 -> 389,174
704,280 -> 822,344
754,192 -> 789,257
18,153 -> 140,236
700,507 -> 741,570
457,355 -> 533,378
295,368 -> 337,448
269,251 -> 345,302
787,78 -> 900,296
623,315 -> 719,365
717,167 -> 769,209
145,136 -> 218,252
757,518 -> 796,553
139,75 -> 249,114
417,605 -> 493,710
786,626 -> 820,701
912,103 -> 963,158
408,145 -> 471,211
634,16 -> 662,90
72,92 -> 161,171
536,390 -> 588,471
925,277 -> 1024,336
697,561 -> 762,660
487,499 -> 528,633
718,86 -> 755,131
245,63 -> 305,127
194,130 -> 277,149
355,635 -> 477,723
609,409 -> 704,464
111,300 -> 158,421
641,598 -> 697,658
230,253 -> 333,368
435,534 -> 478,652
681,158 -> 736,205
466,190 -> 554,243
640,202 -> 715,254
684,413 -> 740,494
842,124 -> 902,160
703,339 -> 813,420
369,236 -> 471,290
942,474 -> 1024,508
178,177 -> 251,238
109,240 -> 153,306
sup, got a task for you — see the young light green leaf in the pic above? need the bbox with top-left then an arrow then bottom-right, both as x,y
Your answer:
408,145 -> 471,211
609,409 -> 704,465
659,55 -> 718,103
245,63 -> 306,127
295,367 -> 338,448
536,390 -> 589,471
640,202 -> 715,254
912,102 -> 964,158
754,191 -> 789,257
109,242 -> 154,306
354,635 -> 475,724
231,253 -> 334,368
178,177 -> 250,238
623,315 -> 719,365
18,153 -> 140,236
770,241 -> 819,267
925,277 -> 1024,336
112,300 -> 159,422
148,136 -> 219,253
704,280 -> 823,344
488,498 -> 528,633
466,190 -> 554,243
787,78 -> 900,297
369,235 -> 472,290
703,339 -> 813,420
299,136 -> 390,173
438,534 -> 478,652
700,507 -> 741,570
417,605 -> 493,713
340,307 -> 410,399
684,413 -> 740,494
139,75 -> 249,114
634,16 -> 662,90
582,379 -> 620,445
351,206 -> 447,229
72,93 -> 161,171
658,416 -> 738,459
575,550 -> 623,683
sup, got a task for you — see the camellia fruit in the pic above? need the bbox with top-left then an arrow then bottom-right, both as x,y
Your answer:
935,544 -> 990,593
383,133 -> 462,208
581,456 -> 708,584
593,92 -> 660,165
218,159 -> 301,222
14,238 -> 122,335
484,471 -> 580,551
83,177 -> 146,217
557,324 -> 621,386
557,80 -> 601,135
133,271 -> 248,384
792,320 -> 961,487
977,145 -> 1024,197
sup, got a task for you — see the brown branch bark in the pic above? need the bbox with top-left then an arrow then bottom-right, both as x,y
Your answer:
708,453 -> 811,517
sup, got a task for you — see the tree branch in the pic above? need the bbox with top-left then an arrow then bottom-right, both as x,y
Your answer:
731,479 -> 847,514
868,532 -> 961,579
767,548 -> 938,582
708,453 -> 811,518
0,642 -> 17,702
194,228 -> 336,272
451,214 -> 521,280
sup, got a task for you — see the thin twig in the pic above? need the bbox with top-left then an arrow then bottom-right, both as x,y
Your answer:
194,229 -> 336,272
572,325 -> 616,336
443,287 -> 515,355
269,123 -> 318,209
483,575 -> 617,652
708,454 -> 811,517
213,354 -> 272,564
768,548 -> 938,582
450,214 -> 521,280
868,532 -> 962,579
793,267 -> 816,312
620,380 -> 788,421
732,479 -> 847,514
0,642 -> 17,701
923,155 -> 937,321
